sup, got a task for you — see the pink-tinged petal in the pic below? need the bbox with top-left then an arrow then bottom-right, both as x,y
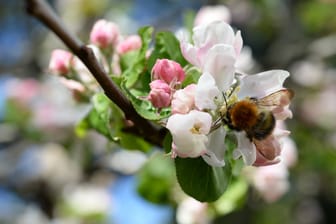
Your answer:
195,73 -> 221,110
90,19 -> 119,48
49,49 -> 73,75
253,135 -> 281,161
180,42 -> 201,67
273,104 -> 293,120
202,44 -> 236,90
182,21 -> 241,70
253,150 -> 281,167
273,125 -> 290,138
234,31 -> 243,57
171,84 -> 196,114
238,70 -> 290,99
233,132 -> 256,165
116,35 -> 142,54
202,126 -> 226,167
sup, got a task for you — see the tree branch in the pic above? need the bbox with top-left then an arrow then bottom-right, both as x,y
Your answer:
25,0 -> 166,146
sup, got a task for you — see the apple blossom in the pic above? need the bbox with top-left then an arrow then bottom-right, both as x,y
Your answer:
151,59 -> 186,85
181,21 -> 243,92
116,35 -> 142,54
90,19 -> 119,48
166,110 -> 211,158
147,80 -> 172,108
48,49 -> 73,75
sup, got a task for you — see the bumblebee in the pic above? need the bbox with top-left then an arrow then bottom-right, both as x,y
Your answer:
222,89 -> 294,141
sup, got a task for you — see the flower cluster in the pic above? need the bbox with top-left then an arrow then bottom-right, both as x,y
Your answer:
46,10 -> 295,204
148,21 -> 293,168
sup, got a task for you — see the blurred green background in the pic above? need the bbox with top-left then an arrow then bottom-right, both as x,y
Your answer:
1,0 -> 336,223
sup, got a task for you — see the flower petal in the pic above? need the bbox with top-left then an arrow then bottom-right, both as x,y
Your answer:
192,21 -> 236,49
233,132 -> 256,165
203,44 -> 236,90
180,42 -> 202,68
195,72 -> 221,110
202,126 -> 226,167
238,70 -> 290,99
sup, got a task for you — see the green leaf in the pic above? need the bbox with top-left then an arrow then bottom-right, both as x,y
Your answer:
75,93 -> 152,152
148,31 -> 188,69
163,132 -> 172,154
175,157 -> 232,202
75,105 -> 115,142
182,66 -> 201,87
137,153 -> 176,204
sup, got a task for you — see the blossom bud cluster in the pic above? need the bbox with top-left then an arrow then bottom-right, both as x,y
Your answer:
48,19 -> 143,101
89,19 -> 142,55
147,59 -> 186,109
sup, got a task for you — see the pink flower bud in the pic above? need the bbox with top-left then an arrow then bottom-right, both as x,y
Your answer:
90,19 -> 119,48
116,35 -> 142,54
49,49 -> 73,75
171,84 -> 196,114
152,59 -> 185,84
147,80 -> 172,108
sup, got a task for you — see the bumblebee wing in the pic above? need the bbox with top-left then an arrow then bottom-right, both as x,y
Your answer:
256,89 -> 294,109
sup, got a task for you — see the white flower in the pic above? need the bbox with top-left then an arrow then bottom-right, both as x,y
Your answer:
181,21 -> 242,90
166,110 -> 226,167
166,110 -> 211,158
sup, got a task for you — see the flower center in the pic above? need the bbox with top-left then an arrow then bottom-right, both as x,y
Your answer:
190,123 -> 202,134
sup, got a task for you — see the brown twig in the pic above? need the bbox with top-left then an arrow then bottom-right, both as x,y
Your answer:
25,0 -> 165,146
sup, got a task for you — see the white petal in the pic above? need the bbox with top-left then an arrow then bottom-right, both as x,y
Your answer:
233,132 -> 256,165
234,31 -> 243,56
202,126 -> 226,167
202,150 -> 225,167
203,44 -> 236,91
192,21 -> 235,48
180,42 -> 201,67
238,70 -> 290,99
195,73 -> 221,110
